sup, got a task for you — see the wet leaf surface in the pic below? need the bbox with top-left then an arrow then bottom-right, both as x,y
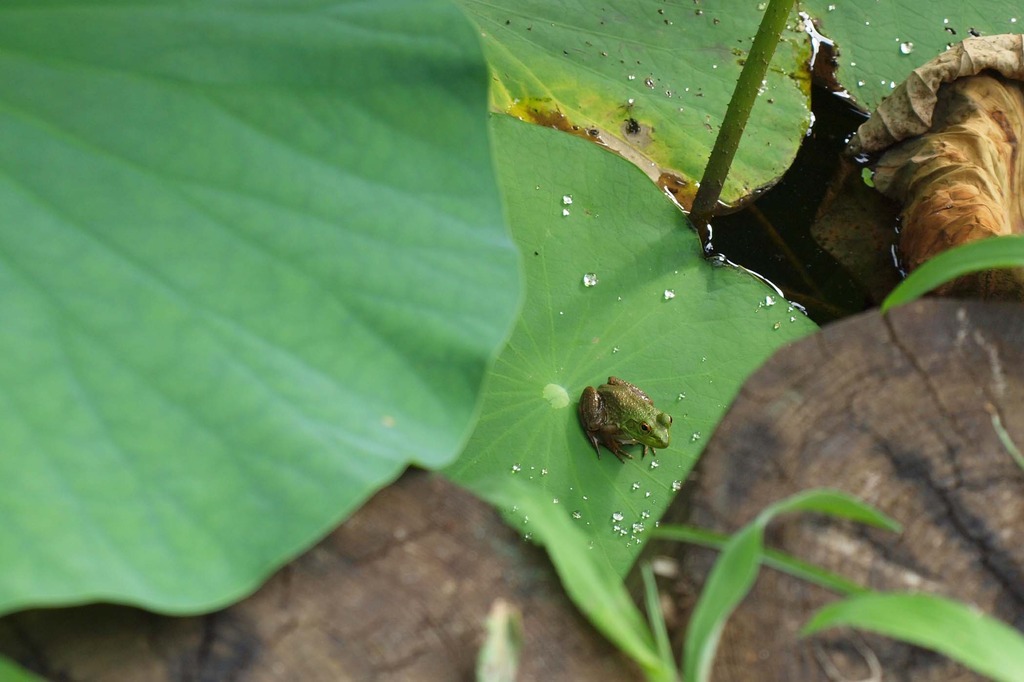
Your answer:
456,0 -> 812,207
445,115 -> 817,576
803,1 -> 1023,110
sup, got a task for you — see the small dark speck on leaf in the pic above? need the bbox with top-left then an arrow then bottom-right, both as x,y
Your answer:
945,26 -> 957,35
626,117 -> 641,134
969,27 -> 981,36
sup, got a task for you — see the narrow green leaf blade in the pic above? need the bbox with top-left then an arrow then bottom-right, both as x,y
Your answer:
803,592 -> 1024,682
683,523 -> 763,682
991,412 -> 1024,472
474,479 -> 668,677
641,561 -> 675,673
654,524 -> 868,597
756,489 -> 901,532
882,236 -> 1024,311
683,489 -> 899,682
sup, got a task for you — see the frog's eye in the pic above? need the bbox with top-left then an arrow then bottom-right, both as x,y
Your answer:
640,422 -> 651,433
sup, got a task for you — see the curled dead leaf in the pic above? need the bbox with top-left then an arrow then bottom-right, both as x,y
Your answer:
847,34 -> 1024,156
848,35 -> 1024,300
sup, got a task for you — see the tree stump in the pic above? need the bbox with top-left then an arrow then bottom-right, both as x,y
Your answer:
667,299 -> 1024,681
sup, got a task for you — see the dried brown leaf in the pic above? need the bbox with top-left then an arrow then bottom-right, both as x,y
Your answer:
848,34 -> 1024,155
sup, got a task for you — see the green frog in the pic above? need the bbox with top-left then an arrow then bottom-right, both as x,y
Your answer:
577,376 -> 673,462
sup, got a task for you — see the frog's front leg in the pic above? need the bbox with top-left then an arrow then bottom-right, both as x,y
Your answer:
603,434 -> 633,463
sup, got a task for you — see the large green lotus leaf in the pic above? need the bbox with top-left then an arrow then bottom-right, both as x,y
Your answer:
445,115 -> 817,575
455,0 -> 811,208
804,1 -> 1022,110
0,1 -> 518,615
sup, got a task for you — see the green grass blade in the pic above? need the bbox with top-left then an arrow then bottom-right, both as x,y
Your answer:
682,489 -> 899,682
682,523 -> 764,682
641,562 -> 676,675
654,524 -> 868,596
881,235 -> 1024,311
991,411 -> 1024,472
472,478 -> 671,679
756,489 -> 901,531
803,592 -> 1024,682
